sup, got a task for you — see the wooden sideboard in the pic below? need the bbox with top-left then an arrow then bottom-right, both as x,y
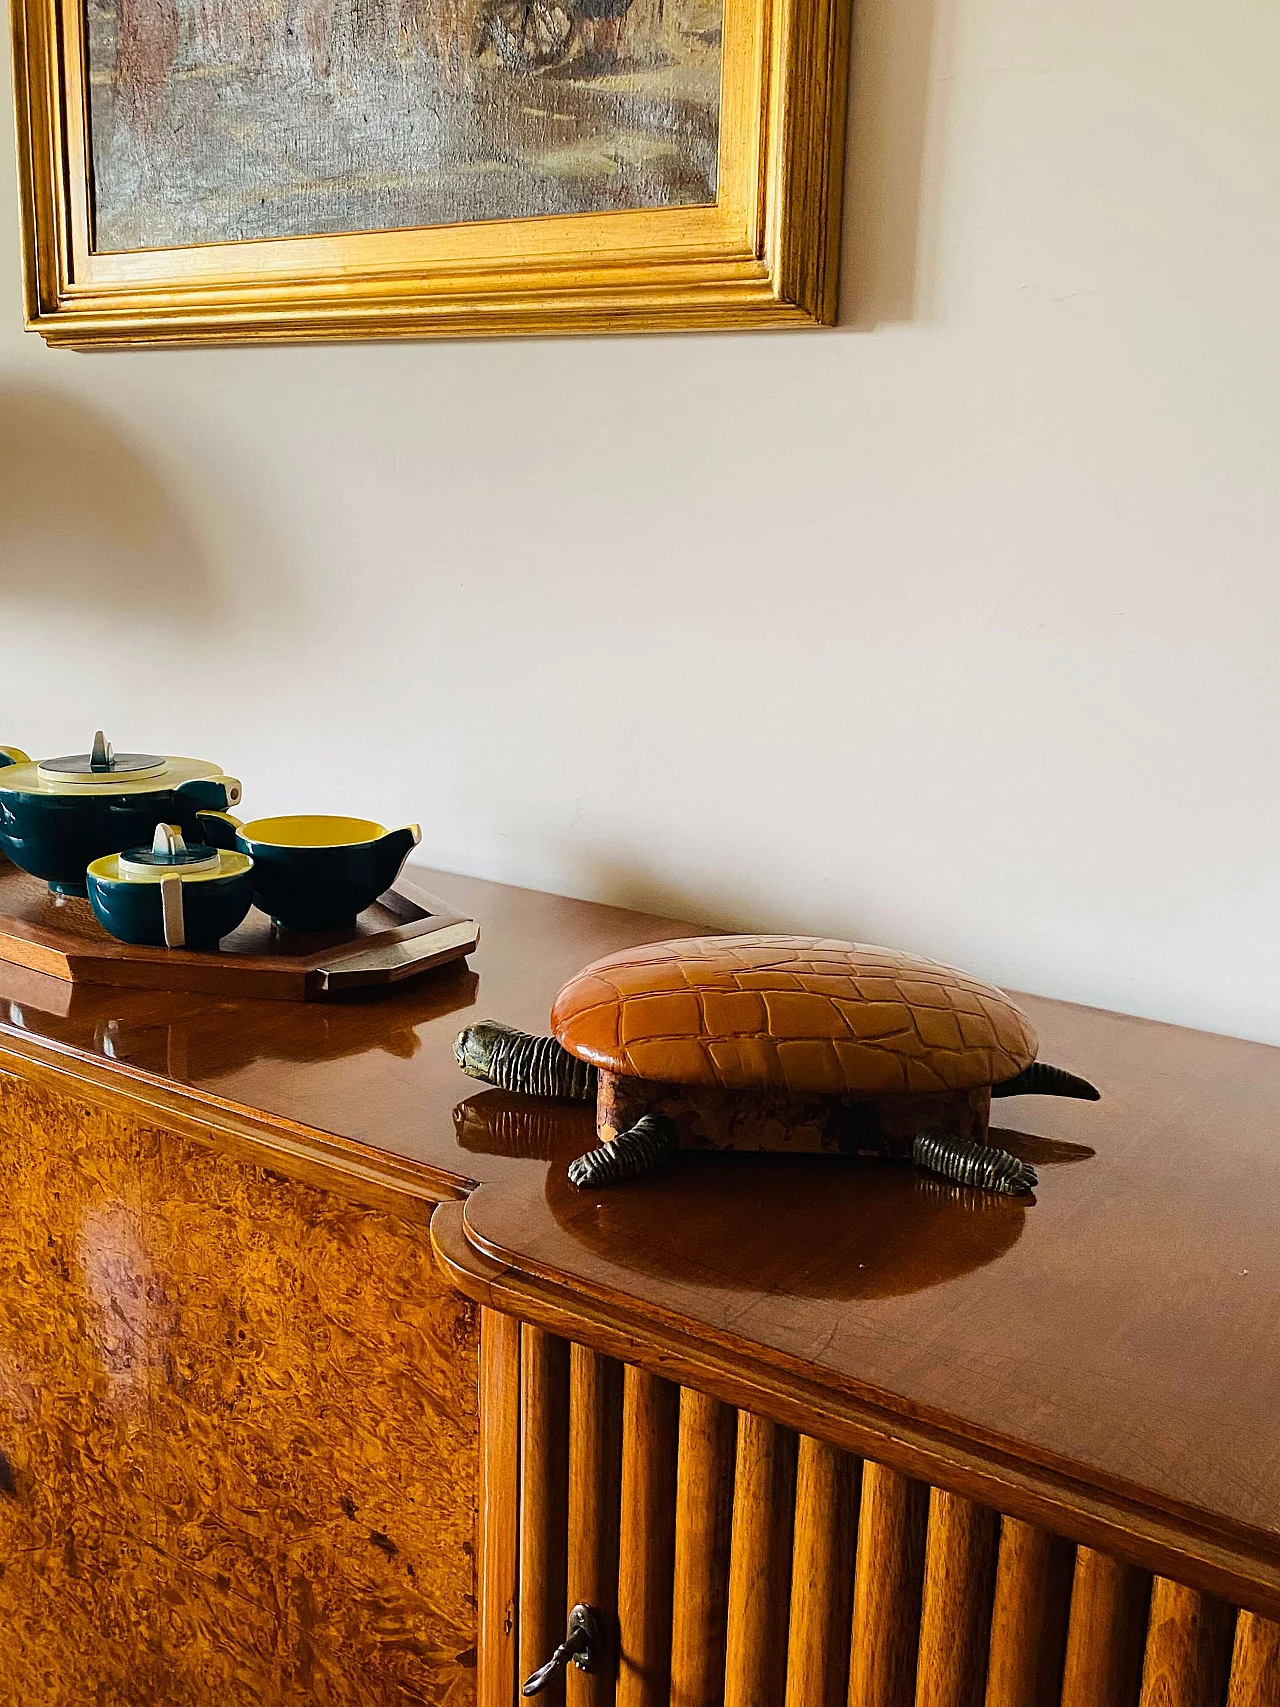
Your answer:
0,868 -> 1277,1707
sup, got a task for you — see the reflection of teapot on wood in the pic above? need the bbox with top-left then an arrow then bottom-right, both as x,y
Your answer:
0,960 -> 478,1080
90,1007 -> 424,1081
0,733 -> 240,896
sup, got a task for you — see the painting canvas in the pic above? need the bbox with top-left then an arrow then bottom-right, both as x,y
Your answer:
84,0 -> 723,251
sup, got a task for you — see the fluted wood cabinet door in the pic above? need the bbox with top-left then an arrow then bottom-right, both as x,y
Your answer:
478,1307 -> 1280,1707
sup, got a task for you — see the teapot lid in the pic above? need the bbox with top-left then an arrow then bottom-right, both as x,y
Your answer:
39,731 -> 168,785
117,824 -> 221,880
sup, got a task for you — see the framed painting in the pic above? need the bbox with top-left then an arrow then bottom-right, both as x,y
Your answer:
9,0 -> 848,344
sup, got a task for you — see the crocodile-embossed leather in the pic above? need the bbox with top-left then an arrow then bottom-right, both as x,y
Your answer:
551,935 -> 1038,1095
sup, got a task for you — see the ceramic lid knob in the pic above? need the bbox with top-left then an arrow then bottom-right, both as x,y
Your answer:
152,823 -> 186,861
116,825 -> 220,881
90,730 -> 114,773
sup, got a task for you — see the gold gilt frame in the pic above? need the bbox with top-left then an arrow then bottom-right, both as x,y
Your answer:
9,0 -> 849,346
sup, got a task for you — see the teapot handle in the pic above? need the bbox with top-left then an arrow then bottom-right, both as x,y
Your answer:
0,747 -> 31,770
175,774 -> 242,812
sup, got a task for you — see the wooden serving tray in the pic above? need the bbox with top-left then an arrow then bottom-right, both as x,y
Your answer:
0,861 -> 479,1000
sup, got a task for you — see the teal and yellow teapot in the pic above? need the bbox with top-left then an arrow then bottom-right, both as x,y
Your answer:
0,732 -> 241,895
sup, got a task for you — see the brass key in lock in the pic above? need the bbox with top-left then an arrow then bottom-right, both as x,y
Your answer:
522,1604 -> 600,1697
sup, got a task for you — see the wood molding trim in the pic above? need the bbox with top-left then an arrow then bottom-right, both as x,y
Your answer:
0,1032 -> 471,1215
430,1199 -> 1280,1624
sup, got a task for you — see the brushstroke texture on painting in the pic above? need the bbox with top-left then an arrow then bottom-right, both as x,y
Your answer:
85,0 -> 722,251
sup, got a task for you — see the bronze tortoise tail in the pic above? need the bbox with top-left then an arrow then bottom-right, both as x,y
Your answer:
992,1061 -> 1100,1100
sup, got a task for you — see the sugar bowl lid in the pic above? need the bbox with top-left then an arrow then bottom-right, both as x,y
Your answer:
87,826 -> 252,896
117,824 -> 222,880
39,730 -> 168,785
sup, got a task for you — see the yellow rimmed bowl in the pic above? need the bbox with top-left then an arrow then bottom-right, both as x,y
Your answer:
87,825 -> 256,949
198,813 -> 421,932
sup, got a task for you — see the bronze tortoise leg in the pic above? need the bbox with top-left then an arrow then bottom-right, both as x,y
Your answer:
566,1115 -> 679,1189
912,1131 -> 1037,1195
566,1122 -> 1036,1195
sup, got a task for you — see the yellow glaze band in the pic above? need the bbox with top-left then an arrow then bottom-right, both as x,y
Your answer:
0,755 -> 233,797
87,850 -> 254,885
238,815 -> 388,849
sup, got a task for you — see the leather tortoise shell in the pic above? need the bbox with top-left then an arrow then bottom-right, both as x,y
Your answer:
549,934 -> 1038,1097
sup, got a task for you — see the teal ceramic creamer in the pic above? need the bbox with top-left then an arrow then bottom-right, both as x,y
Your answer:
0,732 -> 241,896
198,813 -> 420,932
87,824 -> 255,949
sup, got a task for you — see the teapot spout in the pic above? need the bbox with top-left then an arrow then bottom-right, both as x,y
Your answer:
376,824 -> 421,894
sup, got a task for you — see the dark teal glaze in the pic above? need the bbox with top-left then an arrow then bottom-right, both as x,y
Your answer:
197,821 -> 417,931
192,812 -> 241,851
87,863 -> 256,949
0,777 -> 238,896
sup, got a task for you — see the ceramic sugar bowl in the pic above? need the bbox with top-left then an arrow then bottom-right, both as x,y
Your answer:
0,732 -> 241,895
87,824 -> 256,949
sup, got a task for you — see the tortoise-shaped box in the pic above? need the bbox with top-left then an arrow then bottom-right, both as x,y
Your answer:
457,936 -> 1098,1196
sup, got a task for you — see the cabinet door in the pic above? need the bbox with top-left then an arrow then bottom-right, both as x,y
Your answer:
477,1309 -> 1278,1707
0,1072 -> 481,1704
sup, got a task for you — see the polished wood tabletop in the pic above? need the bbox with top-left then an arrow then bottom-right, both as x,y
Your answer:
0,868 -> 697,1198
3,866 -> 1279,1608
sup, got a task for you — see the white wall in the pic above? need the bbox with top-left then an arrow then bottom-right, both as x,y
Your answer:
2,0 -> 1278,1045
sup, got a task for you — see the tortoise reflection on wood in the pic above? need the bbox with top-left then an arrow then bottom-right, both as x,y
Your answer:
455,936 -> 1100,1198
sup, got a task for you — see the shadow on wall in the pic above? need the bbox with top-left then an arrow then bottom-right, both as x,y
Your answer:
838,0 -> 950,328
536,842 -> 851,942
542,842 -> 741,935
0,381 -> 227,623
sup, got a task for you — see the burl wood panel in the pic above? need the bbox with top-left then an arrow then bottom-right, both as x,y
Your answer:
0,1072 -> 479,1706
